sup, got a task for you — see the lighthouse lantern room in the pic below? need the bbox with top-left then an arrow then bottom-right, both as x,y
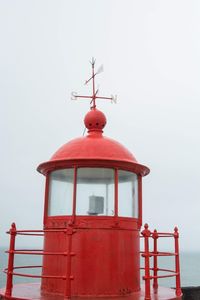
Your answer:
0,60 -> 182,300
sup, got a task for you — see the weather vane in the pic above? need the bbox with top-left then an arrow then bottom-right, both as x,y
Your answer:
71,58 -> 117,109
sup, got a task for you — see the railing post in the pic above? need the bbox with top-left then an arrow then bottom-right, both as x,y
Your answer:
5,223 -> 16,297
141,223 -> 151,300
64,223 -> 75,300
174,227 -> 182,297
152,229 -> 158,290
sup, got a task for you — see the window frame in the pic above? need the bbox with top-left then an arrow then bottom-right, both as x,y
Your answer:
44,166 -> 142,225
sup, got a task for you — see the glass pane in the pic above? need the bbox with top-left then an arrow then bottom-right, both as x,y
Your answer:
48,169 -> 74,216
76,168 -> 114,216
118,170 -> 138,218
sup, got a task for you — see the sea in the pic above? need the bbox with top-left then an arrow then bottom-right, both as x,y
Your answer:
0,248 -> 199,289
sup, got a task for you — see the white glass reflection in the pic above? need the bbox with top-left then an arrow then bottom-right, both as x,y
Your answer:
48,169 -> 73,216
118,170 -> 138,218
76,168 -> 114,216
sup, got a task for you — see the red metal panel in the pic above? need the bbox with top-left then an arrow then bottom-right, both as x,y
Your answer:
71,228 -> 140,296
42,219 -> 140,297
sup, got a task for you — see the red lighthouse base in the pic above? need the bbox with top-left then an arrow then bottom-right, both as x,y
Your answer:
0,283 -> 182,300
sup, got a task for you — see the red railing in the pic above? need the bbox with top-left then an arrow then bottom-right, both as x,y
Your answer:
4,222 -> 181,300
140,223 -> 182,300
4,222 -> 76,299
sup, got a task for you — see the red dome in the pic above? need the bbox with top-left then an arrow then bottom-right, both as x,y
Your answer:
37,109 -> 150,176
51,133 -> 136,162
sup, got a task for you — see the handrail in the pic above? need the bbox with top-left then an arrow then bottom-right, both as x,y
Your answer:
140,251 -> 176,257
4,222 -> 76,299
140,223 -> 182,300
6,250 -> 73,256
4,222 -> 181,300
4,266 -> 67,279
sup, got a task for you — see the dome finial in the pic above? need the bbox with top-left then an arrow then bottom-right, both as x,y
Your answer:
84,108 -> 107,132
71,58 -> 117,109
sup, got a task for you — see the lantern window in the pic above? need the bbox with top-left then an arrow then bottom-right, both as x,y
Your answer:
118,170 -> 138,218
76,168 -> 115,216
48,169 -> 73,216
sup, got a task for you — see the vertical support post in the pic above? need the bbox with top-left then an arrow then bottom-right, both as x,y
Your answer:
91,58 -> 96,109
152,230 -> 158,290
64,225 -> 75,300
114,169 -> 118,216
114,169 -> 119,226
72,167 -> 77,224
138,175 -> 142,228
5,223 -> 16,297
174,227 -> 182,297
64,167 -> 77,299
64,228 -> 72,300
141,223 -> 151,300
43,174 -> 49,226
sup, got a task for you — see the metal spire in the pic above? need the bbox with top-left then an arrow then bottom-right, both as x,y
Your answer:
71,58 -> 117,109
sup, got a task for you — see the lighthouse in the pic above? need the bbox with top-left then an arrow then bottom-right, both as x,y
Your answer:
0,60 -> 182,300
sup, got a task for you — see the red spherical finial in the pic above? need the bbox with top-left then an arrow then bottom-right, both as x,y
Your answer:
84,108 -> 107,132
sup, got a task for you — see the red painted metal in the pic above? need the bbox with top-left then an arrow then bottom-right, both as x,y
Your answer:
37,98 -> 149,177
72,167 -> 77,224
141,224 -> 151,300
72,58 -> 114,109
5,223 -> 16,297
43,173 -> 49,226
42,218 -> 140,296
64,226 -> 74,299
114,169 -> 118,225
38,116 -> 147,297
37,135 -> 150,176
174,227 -> 182,297
2,223 -> 182,299
140,224 -> 182,300
0,283 -> 182,300
138,175 -> 142,227
84,108 -> 106,132
152,229 -> 158,290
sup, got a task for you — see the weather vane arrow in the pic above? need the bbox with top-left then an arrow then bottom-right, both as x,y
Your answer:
71,58 -> 117,109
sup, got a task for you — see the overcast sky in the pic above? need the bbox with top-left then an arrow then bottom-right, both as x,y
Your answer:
0,0 -> 200,252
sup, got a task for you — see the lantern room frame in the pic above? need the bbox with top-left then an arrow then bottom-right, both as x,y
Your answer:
42,161 -> 143,228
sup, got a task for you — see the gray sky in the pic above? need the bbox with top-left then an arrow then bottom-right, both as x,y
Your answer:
0,0 -> 200,252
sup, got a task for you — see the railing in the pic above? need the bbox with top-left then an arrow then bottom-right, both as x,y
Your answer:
140,223 -> 182,300
3,222 -> 76,299
4,222 -> 181,300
